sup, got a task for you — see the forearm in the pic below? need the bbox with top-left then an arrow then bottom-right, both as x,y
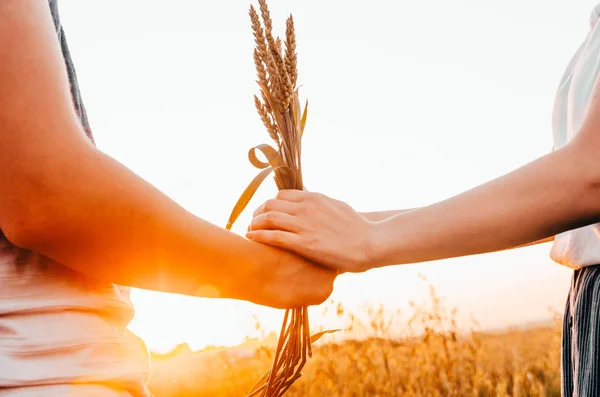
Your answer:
362,212 -> 554,247
0,0 -> 279,302
6,141 -> 275,301
369,144 -> 600,268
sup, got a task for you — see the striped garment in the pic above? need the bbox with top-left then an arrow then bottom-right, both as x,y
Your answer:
562,266 -> 600,397
0,1 -> 151,395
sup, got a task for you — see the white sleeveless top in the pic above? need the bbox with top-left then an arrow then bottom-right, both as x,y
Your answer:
550,4 -> 600,269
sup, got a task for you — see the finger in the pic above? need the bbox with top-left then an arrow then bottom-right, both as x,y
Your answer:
276,189 -> 310,203
252,198 -> 300,218
246,230 -> 303,254
249,211 -> 300,233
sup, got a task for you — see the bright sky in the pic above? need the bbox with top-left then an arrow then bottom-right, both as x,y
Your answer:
57,0 -> 598,352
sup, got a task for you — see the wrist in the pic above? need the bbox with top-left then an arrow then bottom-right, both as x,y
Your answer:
228,240 -> 282,305
363,219 -> 397,271
231,243 -> 266,301
201,233 -> 269,302
362,220 -> 386,271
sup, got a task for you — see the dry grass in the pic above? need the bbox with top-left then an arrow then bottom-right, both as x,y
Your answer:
148,284 -> 562,397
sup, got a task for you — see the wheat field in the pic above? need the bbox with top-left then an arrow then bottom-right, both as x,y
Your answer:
146,282 -> 562,397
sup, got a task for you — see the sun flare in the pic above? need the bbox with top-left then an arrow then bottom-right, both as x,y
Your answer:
128,289 -> 284,354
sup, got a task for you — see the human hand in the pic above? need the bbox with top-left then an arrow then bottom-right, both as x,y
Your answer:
241,244 -> 338,309
246,190 -> 378,273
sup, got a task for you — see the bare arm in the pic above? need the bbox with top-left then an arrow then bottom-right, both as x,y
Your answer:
366,135 -> 598,269
361,210 -> 554,249
0,0 -> 335,307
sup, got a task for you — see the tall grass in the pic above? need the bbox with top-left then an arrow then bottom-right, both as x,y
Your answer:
148,283 -> 562,397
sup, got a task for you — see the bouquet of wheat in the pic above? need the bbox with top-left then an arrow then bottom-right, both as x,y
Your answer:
225,1 -> 334,396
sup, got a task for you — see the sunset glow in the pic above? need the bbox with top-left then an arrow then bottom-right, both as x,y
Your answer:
55,0 -> 592,353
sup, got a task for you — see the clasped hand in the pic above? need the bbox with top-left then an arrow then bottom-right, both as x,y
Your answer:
247,190 -> 378,274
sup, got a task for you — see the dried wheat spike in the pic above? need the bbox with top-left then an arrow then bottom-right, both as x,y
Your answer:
250,4 -> 282,112
255,0 -> 288,112
265,51 -> 283,112
254,95 -> 279,145
270,37 -> 284,67
250,6 -> 276,98
253,49 -> 268,86
273,39 -> 293,110
258,0 -> 274,37
254,49 -> 273,113
284,16 -> 297,88
267,38 -> 290,111
257,0 -> 283,83
249,6 -> 269,66
280,68 -> 293,110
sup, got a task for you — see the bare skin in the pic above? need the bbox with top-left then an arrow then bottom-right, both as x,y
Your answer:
0,0 -> 336,309
359,209 -> 554,249
247,90 -> 600,273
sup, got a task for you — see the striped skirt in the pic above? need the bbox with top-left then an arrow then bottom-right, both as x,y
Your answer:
562,264 -> 600,397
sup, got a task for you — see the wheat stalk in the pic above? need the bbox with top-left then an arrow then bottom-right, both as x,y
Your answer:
224,1 -> 337,395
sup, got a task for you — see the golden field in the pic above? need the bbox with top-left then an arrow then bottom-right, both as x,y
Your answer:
147,285 -> 562,397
